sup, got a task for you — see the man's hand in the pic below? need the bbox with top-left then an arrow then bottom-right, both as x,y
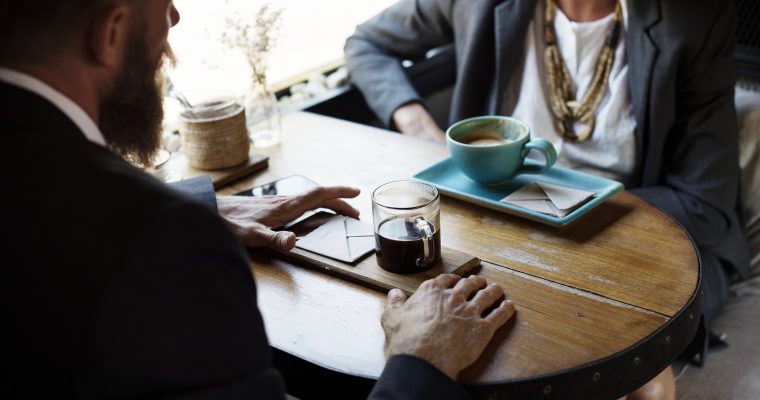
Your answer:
217,186 -> 361,251
392,103 -> 446,144
382,274 -> 515,381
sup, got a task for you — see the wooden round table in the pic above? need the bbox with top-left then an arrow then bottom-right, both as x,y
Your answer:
222,112 -> 701,399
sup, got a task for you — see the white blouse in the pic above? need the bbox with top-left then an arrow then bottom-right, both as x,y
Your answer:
511,2 -> 637,184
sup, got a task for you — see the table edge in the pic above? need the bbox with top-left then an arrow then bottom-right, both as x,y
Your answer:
465,277 -> 702,398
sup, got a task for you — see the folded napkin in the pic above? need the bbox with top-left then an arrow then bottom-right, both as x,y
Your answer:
295,215 -> 375,263
501,182 -> 596,217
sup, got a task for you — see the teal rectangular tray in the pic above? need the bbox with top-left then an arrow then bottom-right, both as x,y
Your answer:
413,158 -> 624,227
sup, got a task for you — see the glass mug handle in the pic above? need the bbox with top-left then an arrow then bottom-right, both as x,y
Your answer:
414,217 -> 436,268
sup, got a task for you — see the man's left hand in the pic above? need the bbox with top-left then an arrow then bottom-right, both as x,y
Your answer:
217,186 -> 361,251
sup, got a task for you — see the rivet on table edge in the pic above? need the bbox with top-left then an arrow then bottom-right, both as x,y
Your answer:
592,372 -> 601,382
689,313 -> 694,320
665,335 -> 672,344
634,356 -> 642,365
543,385 -> 552,395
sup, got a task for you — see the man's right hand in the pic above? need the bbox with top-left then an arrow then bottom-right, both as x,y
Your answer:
392,103 -> 447,144
217,186 -> 361,251
381,274 -> 516,381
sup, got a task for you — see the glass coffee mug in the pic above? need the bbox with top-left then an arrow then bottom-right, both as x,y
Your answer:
372,181 -> 441,274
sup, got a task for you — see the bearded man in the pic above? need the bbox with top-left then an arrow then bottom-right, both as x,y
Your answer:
0,1 -> 515,398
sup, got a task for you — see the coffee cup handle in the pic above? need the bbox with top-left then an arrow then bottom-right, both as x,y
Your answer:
518,138 -> 557,174
414,217 -> 436,268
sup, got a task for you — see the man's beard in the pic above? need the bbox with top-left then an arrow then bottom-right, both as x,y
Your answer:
99,29 -> 173,167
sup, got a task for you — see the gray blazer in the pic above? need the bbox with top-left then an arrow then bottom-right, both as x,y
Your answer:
345,0 -> 750,281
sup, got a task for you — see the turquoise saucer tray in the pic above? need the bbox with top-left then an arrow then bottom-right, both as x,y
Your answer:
413,158 -> 624,227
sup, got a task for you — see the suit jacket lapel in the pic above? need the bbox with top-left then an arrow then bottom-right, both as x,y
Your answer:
492,0 -> 537,114
625,0 -> 661,180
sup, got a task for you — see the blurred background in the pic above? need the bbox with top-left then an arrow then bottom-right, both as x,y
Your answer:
167,0 -> 397,102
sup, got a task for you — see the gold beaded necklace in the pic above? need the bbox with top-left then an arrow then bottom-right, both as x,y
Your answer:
544,0 -> 622,142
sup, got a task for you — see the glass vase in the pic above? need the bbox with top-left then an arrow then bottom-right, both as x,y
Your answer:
244,83 -> 281,148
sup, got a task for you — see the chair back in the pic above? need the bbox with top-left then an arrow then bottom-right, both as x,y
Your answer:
736,0 -> 760,86
735,0 -> 760,275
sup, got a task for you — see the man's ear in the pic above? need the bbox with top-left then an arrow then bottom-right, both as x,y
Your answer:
87,4 -> 130,67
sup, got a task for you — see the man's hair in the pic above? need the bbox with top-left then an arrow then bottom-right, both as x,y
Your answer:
0,0 -> 138,65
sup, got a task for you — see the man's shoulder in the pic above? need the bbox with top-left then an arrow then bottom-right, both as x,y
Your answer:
0,82 -> 217,235
2,122 -> 221,258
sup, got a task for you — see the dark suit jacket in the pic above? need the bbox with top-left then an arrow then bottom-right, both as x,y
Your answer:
0,81 -> 468,399
345,0 -> 750,282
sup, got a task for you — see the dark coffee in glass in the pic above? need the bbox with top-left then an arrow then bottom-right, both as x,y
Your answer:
372,181 -> 441,274
376,217 -> 441,274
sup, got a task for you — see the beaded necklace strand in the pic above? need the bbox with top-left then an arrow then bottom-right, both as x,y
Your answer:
544,0 -> 622,142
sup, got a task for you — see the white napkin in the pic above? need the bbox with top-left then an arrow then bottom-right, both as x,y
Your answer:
501,182 -> 596,217
295,215 -> 375,263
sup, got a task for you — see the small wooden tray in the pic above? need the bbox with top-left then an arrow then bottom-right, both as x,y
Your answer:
166,150 -> 268,189
282,246 -> 481,295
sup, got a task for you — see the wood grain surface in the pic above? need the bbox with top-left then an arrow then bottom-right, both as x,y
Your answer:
219,112 -> 699,386
166,150 -> 268,189
283,245 -> 480,295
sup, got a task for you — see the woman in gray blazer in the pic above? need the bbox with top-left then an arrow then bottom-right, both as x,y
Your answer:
345,0 -> 750,398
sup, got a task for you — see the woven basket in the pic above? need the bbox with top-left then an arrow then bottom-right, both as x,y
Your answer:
180,100 -> 249,170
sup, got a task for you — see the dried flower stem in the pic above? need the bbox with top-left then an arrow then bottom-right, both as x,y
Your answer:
220,1 -> 283,88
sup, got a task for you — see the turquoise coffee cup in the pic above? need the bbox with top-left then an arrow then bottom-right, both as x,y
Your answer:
446,116 -> 557,185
